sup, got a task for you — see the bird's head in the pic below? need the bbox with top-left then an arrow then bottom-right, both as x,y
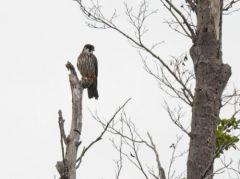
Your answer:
83,44 -> 95,53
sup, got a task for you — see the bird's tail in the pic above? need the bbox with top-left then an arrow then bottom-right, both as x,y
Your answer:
87,79 -> 98,99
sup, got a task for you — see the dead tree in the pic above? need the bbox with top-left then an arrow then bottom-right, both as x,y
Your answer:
55,62 -> 131,179
74,0 -> 240,178
56,62 -> 83,179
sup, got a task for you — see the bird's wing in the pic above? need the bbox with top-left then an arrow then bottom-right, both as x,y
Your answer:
91,54 -> 98,77
77,53 -> 82,72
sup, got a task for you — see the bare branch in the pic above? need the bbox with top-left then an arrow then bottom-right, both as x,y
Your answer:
124,0 -> 158,43
220,158 -> 240,178
128,127 -> 149,179
168,135 -> 187,179
164,101 -> 190,136
223,0 -> 240,11
159,0 -> 196,40
102,111 -> 168,179
142,53 -> 194,106
75,98 -> 131,168
114,134 -> 123,179
76,0 -> 194,103
147,133 -> 166,179
222,89 -> 240,107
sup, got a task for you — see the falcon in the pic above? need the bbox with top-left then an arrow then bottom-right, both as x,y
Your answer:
77,44 -> 99,99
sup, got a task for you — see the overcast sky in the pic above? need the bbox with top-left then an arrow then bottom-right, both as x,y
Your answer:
0,0 -> 240,179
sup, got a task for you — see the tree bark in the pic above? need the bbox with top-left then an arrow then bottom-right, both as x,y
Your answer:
56,62 -> 83,179
187,0 -> 231,178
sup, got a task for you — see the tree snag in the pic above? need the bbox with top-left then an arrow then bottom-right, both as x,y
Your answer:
56,62 -> 83,179
55,61 -> 131,179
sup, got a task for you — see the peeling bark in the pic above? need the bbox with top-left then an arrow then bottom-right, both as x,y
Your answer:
187,0 -> 231,178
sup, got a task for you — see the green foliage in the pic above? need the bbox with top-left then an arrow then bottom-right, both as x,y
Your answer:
216,117 -> 240,158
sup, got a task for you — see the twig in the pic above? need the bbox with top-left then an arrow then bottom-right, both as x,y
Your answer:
168,135 -> 185,179
75,98 -> 132,168
114,134 -> 124,179
223,0 -> 240,11
159,0 -> 196,40
164,101 -> 190,136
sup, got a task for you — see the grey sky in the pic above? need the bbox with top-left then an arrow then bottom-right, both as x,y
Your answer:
0,0 -> 240,179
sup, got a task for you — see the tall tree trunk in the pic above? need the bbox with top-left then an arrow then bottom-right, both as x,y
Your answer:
187,0 -> 231,178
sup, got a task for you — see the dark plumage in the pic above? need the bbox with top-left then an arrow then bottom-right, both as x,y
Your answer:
77,44 -> 99,99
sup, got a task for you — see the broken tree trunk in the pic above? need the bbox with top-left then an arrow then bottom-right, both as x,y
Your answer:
56,62 -> 83,179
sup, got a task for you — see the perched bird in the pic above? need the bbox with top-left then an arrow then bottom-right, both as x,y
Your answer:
77,44 -> 99,99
